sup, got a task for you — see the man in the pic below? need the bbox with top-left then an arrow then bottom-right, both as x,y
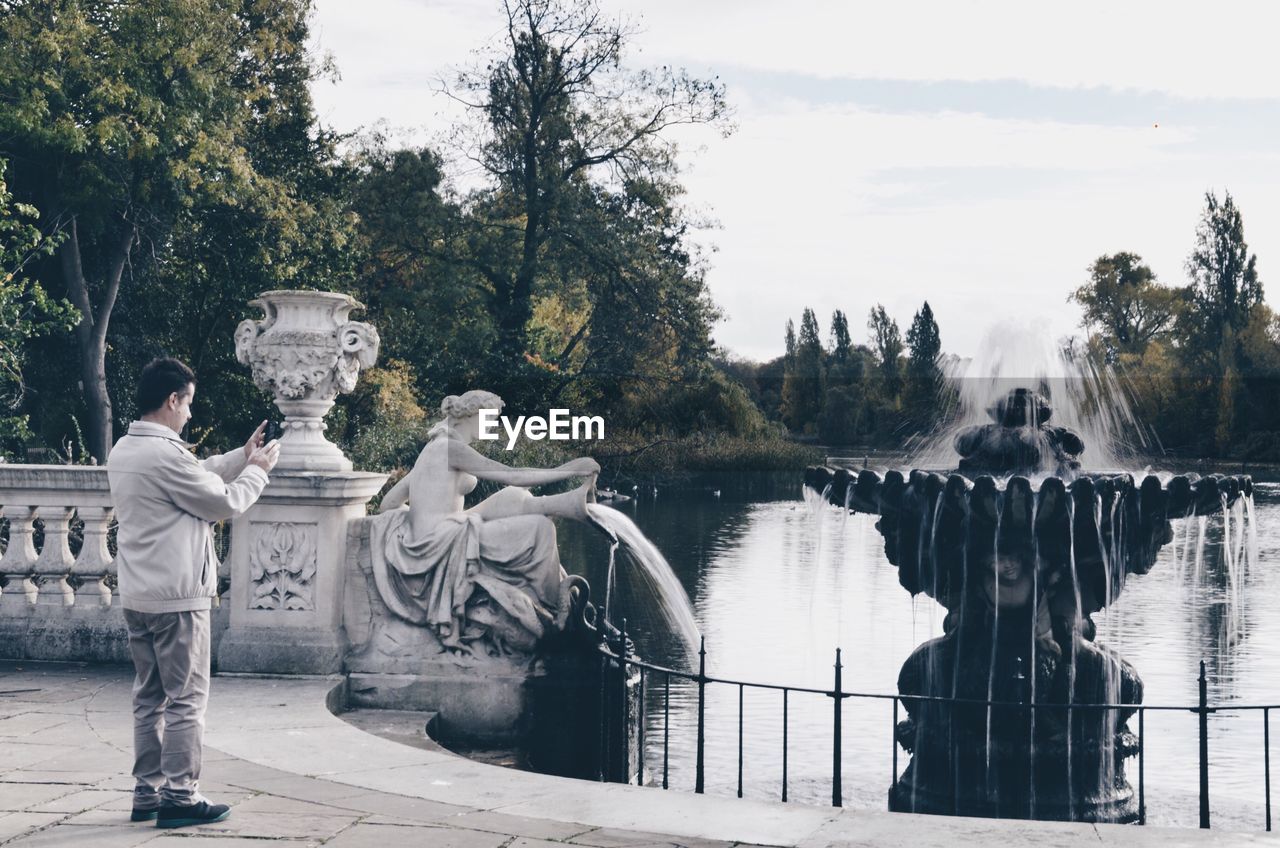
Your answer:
107,358 -> 279,828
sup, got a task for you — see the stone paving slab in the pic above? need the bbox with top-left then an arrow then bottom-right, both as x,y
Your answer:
148,838 -> 324,848
170,809 -> 359,840
0,768 -> 121,785
0,661 -> 1272,847
450,809 -> 596,840
5,823 -> 160,847
0,784 -> 77,812
0,813 -> 61,843
318,790 -> 471,821
323,822 -> 509,848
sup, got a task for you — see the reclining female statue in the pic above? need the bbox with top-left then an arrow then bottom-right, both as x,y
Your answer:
368,390 -> 600,655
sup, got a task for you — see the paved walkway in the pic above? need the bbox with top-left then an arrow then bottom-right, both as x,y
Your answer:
0,661 -> 1273,847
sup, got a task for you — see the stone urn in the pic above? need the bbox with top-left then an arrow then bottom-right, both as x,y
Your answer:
235,290 -> 380,471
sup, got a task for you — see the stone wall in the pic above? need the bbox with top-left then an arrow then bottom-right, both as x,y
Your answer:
0,465 -> 233,665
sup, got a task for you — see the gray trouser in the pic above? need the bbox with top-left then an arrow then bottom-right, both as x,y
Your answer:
123,608 -> 211,807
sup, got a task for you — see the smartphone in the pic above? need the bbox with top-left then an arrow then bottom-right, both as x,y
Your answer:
264,421 -> 283,443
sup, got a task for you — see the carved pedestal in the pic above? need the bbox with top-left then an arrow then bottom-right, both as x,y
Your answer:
217,470 -> 386,674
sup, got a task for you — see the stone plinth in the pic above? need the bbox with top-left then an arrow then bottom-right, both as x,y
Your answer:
217,469 -> 387,674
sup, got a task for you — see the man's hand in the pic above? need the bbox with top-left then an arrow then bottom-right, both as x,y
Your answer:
248,440 -> 281,473
243,420 -> 268,460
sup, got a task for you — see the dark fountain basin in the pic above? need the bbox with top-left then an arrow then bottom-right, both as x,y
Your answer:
803,388 -> 1253,823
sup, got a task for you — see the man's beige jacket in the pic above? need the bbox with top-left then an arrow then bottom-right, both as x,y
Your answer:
107,421 -> 269,613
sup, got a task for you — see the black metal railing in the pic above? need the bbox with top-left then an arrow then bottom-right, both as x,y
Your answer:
597,633 -> 1277,832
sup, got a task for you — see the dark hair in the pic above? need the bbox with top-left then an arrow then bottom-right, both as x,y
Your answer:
136,358 -> 196,414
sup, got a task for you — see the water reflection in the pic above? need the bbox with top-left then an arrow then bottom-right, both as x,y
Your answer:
556,471 -> 1280,827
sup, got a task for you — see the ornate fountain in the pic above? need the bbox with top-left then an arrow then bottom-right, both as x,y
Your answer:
805,389 -> 1252,822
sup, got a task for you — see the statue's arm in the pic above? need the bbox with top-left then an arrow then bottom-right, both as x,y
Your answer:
379,473 -> 411,513
448,439 -> 597,486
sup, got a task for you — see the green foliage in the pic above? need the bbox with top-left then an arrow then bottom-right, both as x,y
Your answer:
772,303 -> 906,445
1184,191 -> 1261,364
0,157 -> 78,451
334,360 -> 433,472
903,301 -> 943,427
1070,253 -> 1182,363
867,304 -> 903,401
781,308 -> 823,433
428,0 -> 730,406
1084,192 -> 1280,459
348,0 -> 730,433
829,310 -> 852,365
593,429 -> 821,474
0,0 -> 356,459
654,368 -> 769,438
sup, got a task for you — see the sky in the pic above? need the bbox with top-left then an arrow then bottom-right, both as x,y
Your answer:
307,0 -> 1280,361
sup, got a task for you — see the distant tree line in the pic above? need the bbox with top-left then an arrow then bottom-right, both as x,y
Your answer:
1071,191 -> 1280,459
723,301 -> 946,446
730,189 -> 1280,460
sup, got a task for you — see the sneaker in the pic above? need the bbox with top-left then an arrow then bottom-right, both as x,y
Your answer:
129,807 -> 159,822
155,799 -> 230,828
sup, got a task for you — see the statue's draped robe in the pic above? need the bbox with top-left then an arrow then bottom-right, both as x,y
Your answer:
368,508 -> 567,648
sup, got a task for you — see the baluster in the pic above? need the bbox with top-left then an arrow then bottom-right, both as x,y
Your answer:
0,506 -> 38,608
70,506 -> 114,608
213,520 -> 230,608
33,505 -> 75,606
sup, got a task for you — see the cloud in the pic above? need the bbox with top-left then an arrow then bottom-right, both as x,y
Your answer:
610,0 -> 1280,99
307,0 -> 1280,361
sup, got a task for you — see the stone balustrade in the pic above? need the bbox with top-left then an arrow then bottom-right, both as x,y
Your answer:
0,464 -> 233,663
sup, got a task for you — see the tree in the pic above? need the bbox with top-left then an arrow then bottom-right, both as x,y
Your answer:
1180,191 -> 1263,452
348,144 -> 496,406
0,0 -> 343,461
442,0 -> 731,378
0,157 -> 77,448
829,309 -> 852,365
782,308 -> 823,432
1069,253 -> 1181,362
1184,191 -> 1261,362
868,304 -> 903,402
903,301 -> 943,427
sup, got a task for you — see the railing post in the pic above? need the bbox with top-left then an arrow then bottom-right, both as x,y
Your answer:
781,688 -> 789,803
637,666 -> 646,787
1138,707 -> 1145,825
695,635 -> 706,794
1265,707 -> 1272,833
891,696 -> 899,785
662,672 -> 670,790
597,643 -> 608,783
832,647 -> 843,808
736,683 -> 744,798
1199,660 -> 1210,829
619,619 -> 630,784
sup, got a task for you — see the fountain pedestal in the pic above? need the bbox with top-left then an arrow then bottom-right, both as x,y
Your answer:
804,404 -> 1252,825
888,611 -> 1141,822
